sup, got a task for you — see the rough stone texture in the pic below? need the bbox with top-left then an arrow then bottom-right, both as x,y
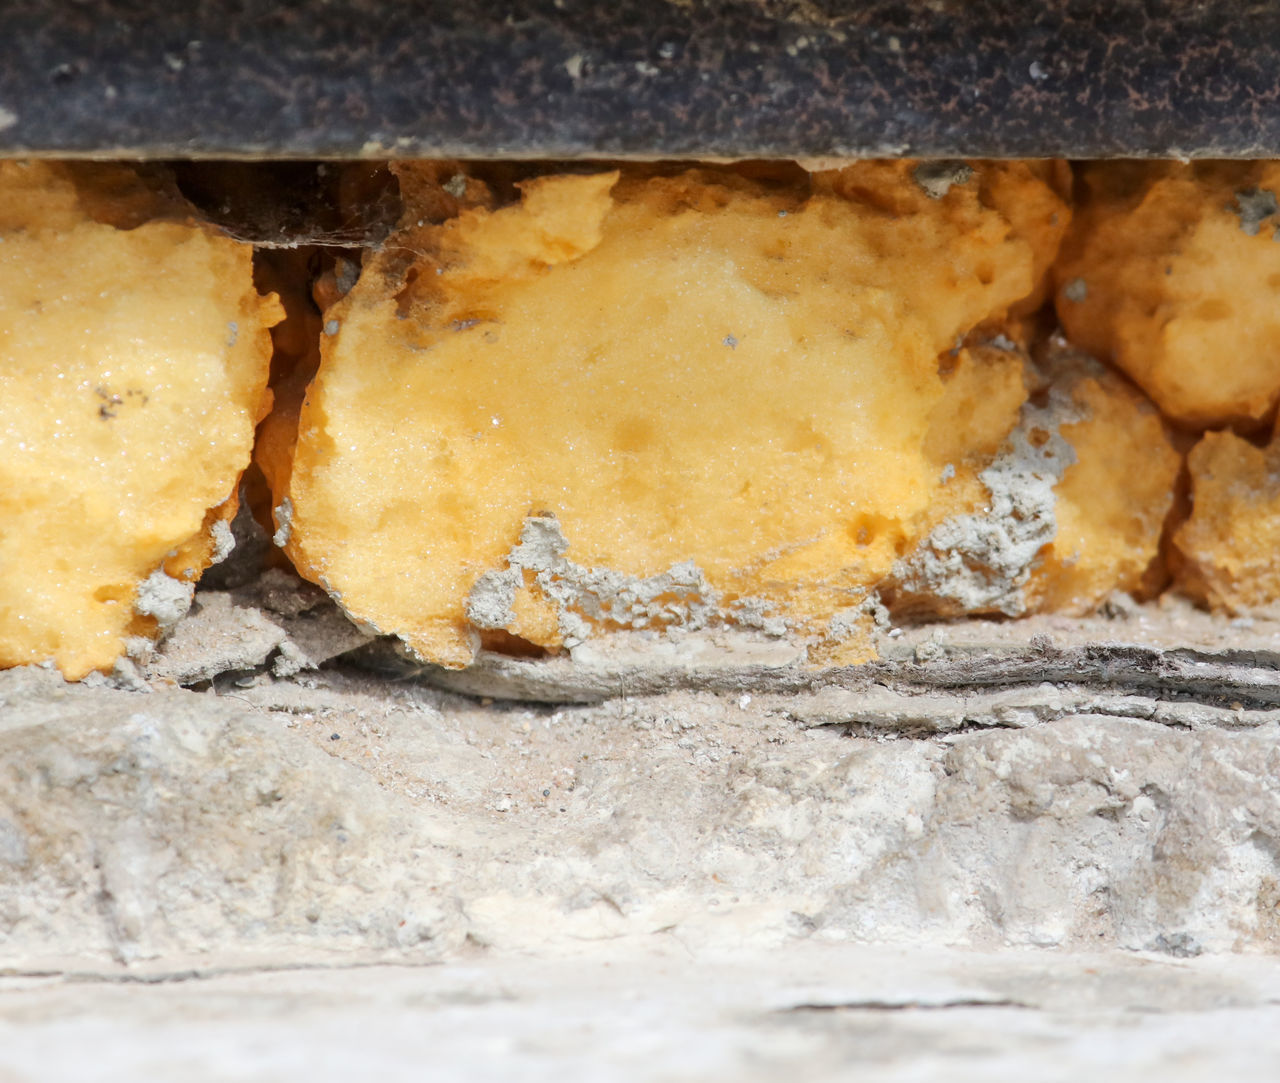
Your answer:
142,570 -> 374,685
4,946 -> 1280,1082
7,579 -> 1280,1079
4,610 -> 1280,970
2,1 -> 1280,159
405,595 -> 1280,710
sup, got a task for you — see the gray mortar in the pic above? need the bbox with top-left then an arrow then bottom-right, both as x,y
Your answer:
465,514 -> 724,648
122,635 -> 154,663
132,567 -> 195,631
826,593 -> 890,644
786,682 -> 1280,732
208,519 -> 235,565
465,567 -> 523,629
726,596 -> 790,638
145,570 -> 375,686
912,160 -> 973,199
200,496 -> 275,592
1233,187 -> 1279,235
890,386 -> 1081,617
80,656 -> 151,695
272,498 -> 293,548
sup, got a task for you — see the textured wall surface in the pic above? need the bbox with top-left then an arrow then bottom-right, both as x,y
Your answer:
4,578 -> 1280,970
5,572 -> 1280,1080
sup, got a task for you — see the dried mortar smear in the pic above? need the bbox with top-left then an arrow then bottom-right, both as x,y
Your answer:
889,340 -> 1182,620
283,160 -> 1089,668
1054,161 -> 1280,428
0,161 -> 282,679
1024,345 -> 1183,612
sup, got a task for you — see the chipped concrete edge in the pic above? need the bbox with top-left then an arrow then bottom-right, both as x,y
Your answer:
371,613 -> 1280,726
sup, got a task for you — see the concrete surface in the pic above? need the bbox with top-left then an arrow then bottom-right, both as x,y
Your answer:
2,944 -> 1279,1082
5,578 -> 1280,1079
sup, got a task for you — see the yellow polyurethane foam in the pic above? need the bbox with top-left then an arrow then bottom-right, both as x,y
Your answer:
1027,349 -> 1183,613
0,161 -> 281,678
1055,161 -> 1280,428
888,342 -> 1180,620
284,162 -> 1067,667
1173,427 -> 1280,613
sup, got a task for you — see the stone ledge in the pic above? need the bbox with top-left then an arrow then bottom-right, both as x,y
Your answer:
3,656 -> 1278,968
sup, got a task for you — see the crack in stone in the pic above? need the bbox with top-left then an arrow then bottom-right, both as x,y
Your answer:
0,959 -> 451,986
780,997 -> 1026,1012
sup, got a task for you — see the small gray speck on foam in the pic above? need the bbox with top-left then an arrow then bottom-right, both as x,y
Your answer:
1233,187 -> 1279,236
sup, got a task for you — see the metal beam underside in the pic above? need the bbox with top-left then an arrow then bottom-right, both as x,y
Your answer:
2,1 -> 1277,160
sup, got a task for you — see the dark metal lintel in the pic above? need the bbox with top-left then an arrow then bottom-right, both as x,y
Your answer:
2,1 -> 1277,159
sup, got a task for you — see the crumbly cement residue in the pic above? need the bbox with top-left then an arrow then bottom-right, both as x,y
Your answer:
724,596 -> 789,638
133,566 -> 196,630
828,591 -> 890,641
891,388 -> 1083,616
467,515 -> 722,647
466,513 -> 795,650
272,498 -> 293,548
209,519 -> 236,565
